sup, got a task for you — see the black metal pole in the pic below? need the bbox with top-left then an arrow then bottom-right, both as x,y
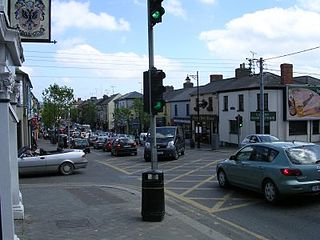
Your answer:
0,198 -> 2,240
197,71 -> 200,148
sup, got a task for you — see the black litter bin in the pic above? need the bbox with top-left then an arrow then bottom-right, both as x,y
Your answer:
141,170 -> 165,222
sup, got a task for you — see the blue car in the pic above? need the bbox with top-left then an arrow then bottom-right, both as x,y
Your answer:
216,141 -> 320,203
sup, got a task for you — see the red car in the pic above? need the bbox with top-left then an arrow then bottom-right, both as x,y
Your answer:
103,137 -> 116,152
111,137 -> 137,156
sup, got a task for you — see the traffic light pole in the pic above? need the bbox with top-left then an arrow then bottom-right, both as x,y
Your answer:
147,0 -> 158,171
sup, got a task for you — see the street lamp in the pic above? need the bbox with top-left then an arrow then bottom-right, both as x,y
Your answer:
187,71 -> 200,148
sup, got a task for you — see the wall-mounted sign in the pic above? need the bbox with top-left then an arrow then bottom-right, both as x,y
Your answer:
9,0 -> 51,42
287,85 -> 320,120
250,112 -> 276,121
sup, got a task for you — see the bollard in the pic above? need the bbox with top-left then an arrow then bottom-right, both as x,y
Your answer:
141,170 -> 165,222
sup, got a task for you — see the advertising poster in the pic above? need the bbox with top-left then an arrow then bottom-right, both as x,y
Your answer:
287,85 -> 320,120
9,0 -> 51,42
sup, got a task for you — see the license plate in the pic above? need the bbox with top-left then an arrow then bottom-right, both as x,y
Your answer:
158,151 -> 164,155
312,185 -> 320,191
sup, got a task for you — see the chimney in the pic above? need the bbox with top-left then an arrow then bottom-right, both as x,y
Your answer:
165,86 -> 174,92
183,77 -> 194,88
210,74 -> 223,82
280,63 -> 293,85
235,63 -> 251,78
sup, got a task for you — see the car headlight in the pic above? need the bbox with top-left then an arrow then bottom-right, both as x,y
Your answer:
167,141 -> 175,149
145,142 -> 151,148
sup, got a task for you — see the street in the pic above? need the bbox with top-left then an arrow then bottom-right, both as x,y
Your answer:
17,144 -> 320,240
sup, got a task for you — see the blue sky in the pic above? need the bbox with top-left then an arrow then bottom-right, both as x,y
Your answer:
20,0 -> 320,100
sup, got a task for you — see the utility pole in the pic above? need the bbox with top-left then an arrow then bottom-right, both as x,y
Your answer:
259,58 -> 264,134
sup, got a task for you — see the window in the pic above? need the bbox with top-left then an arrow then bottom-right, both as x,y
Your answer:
223,96 -> 228,111
174,104 -> 178,116
257,93 -> 268,111
255,121 -> 270,134
229,120 -> 238,134
238,94 -> 244,111
313,120 -> 319,134
186,104 -> 190,116
289,121 -> 307,135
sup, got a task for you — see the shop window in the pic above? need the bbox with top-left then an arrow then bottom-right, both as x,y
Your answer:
289,121 -> 307,135
313,120 -> 320,134
255,121 -> 270,134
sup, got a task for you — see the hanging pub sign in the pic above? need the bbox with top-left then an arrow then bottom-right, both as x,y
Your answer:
8,0 -> 51,42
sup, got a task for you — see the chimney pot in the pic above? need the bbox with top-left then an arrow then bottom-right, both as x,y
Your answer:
280,63 -> 293,85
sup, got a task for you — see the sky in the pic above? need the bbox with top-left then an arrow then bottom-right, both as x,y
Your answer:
20,0 -> 320,101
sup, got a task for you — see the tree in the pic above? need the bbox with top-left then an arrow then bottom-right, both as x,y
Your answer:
78,101 -> 97,128
41,84 -> 75,129
132,98 -> 149,132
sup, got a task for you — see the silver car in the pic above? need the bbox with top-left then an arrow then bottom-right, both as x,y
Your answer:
216,141 -> 320,203
241,134 -> 279,147
18,146 -> 88,175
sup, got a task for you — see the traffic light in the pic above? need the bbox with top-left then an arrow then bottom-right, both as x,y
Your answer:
143,70 -> 150,114
150,68 -> 166,115
239,115 -> 243,128
235,114 -> 243,128
149,0 -> 165,26
143,68 -> 166,115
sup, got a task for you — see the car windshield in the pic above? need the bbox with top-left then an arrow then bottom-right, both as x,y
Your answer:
286,145 -> 320,165
156,128 -> 175,139
259,135 -> 279,142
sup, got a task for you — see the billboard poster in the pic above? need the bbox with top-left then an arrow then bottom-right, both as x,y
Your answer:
287,85 -> 320,120
9,0 -> 51,42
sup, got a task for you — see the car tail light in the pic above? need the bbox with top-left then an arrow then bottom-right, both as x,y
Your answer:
116,144 -> 121,149
281,168 -> 302,176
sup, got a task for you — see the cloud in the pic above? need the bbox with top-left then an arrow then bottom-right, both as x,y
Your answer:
52,0 -> 130,34
199,0 -> 216,4
53,44 -> 184,98
199,7 -> 320,76
297,0 -> 320,12
165,0 -> 187,19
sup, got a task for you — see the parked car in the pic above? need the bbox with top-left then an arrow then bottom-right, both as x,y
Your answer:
18,146 -> 88,175
144,126 -> 185,161
216,141 -> 320,203
103,137 -> 116,152
241,134 -> 279,147
111,137 -> 137,156
71,138 -> 91,153
93,136 -> 108,149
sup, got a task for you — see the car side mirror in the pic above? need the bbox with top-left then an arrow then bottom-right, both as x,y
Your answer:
229,155 -> 236,160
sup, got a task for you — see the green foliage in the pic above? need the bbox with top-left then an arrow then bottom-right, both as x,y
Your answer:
78,101 -> 97,127
41,83 -> 75,128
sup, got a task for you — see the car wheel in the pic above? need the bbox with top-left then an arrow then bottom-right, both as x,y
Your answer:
217,169 -> 229,188
263,180 -> 279,204
59,162 -> 74,175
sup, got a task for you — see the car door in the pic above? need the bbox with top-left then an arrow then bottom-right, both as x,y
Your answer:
18,155 -> 47,174
227,146 -> 254,185
244,146 -> 271,190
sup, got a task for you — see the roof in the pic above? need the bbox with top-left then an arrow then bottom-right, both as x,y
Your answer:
164,87 -> 197,102
192,72 -> 320,95
116,91 -> 142,101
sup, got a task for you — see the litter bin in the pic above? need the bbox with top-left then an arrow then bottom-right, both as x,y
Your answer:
141,170 -> 165,222
211,134 -> 219,150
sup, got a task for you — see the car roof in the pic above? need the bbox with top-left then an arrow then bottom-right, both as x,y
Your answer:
245,141 -> 315,150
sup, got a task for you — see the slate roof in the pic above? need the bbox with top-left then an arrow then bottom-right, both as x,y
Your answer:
163,87 -> 197,102
192,72 -> 320,96
116,91 -> 142,101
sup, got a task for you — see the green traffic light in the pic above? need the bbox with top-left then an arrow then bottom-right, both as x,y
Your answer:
151,7 -> 165,20
153,101 -> 164,111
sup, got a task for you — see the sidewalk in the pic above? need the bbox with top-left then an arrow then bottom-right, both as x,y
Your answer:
15,139 -> 231,240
